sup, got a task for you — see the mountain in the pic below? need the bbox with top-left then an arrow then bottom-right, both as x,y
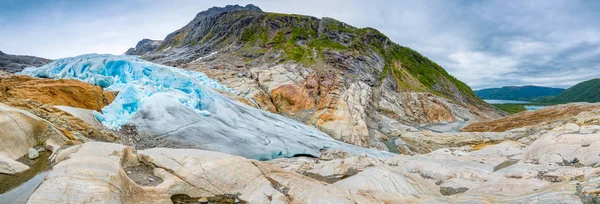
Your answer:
539,78 -> 600,103
126,4 -> 505,149
124,39 -> 163,55
475,85 -> 564,101
0,50 -> 51,73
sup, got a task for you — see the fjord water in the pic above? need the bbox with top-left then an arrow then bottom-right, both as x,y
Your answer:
485,99 -> 548,111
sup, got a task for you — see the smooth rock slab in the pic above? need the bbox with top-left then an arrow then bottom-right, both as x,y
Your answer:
521,132 -> 600,166
333,166 -> 441,196
26,142 -> 424,204
0,103 -> 67,174
0,153 -> 29,174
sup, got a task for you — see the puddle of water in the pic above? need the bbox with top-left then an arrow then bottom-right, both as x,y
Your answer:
0,151 -> 52,204
385,136 -> 401,154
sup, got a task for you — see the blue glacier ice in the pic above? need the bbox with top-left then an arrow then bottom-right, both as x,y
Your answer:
21,54 -> 232,129
20,54 -> 393,160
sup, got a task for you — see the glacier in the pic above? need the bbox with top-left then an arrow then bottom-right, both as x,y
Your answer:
21,54 -> 231,129
20,54 -> 393,160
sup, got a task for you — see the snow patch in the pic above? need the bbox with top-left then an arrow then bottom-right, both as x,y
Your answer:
192,52 -> 218,63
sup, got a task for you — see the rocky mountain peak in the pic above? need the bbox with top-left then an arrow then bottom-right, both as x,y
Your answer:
190,4 -> 262,25
0,51 -> 51,73
124,39 -> 163,55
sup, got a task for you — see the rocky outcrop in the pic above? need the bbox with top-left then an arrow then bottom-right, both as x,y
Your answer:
0,51 -> 51,73
393,130 -> 520,154
188,61 -> 501,150
0,76 -> 119,142
0,75 -> 115,111
0,103 -> 69,174
462,103 -> 600,132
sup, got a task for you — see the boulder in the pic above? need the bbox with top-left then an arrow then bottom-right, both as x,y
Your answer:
27,148 -> 39,160
521,132 -> 600,166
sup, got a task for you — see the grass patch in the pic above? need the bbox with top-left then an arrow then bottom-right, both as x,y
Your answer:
492,104 -> 527,114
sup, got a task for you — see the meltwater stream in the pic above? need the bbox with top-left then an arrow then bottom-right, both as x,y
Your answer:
0,151 -> 52,204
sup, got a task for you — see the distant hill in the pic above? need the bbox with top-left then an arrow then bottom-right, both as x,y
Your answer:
539,78 -> 600,103
475,85 -> 564,101
0,50 -> 51,73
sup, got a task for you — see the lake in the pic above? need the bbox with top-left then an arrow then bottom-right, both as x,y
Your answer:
484,99 -> 531,104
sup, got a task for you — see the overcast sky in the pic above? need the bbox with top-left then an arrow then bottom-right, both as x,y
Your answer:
1,0 -> 599,89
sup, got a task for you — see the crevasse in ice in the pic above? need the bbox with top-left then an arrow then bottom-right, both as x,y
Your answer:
20,54 -> 393,160
20,54 -> 231,129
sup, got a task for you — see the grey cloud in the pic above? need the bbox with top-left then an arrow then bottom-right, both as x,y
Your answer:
1,0 -> 599,89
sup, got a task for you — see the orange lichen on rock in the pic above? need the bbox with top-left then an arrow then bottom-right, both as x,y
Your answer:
0,75 -> 113,111
470,141 -> 500,151
270,84 -> 315,114
420,97 -> 456,123
252,91 -> 277,113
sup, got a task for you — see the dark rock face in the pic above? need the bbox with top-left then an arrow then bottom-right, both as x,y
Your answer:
140,4 -> 265,65
124,39 -> 163,55
0,51 -> 51,73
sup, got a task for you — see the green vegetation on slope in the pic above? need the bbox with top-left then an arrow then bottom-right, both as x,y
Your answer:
539,78 -> 600,103
492,104 -> 527,114
236,13 -> 482,104
154,8 -> 488,107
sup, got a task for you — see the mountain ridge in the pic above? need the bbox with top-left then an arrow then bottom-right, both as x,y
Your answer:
537,78 -> 600,103
0,50 -> 52,73
475,85 -> 565,101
